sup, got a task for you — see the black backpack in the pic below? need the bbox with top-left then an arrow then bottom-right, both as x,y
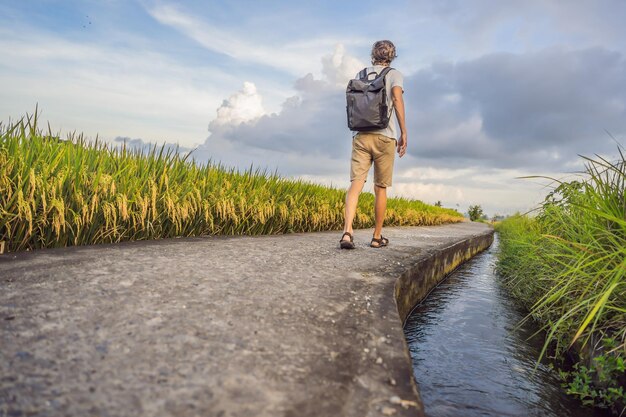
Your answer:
346,67 -> 393,131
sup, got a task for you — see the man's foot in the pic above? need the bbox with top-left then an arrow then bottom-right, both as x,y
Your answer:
370,236 -> 389,248
340,232 -> 355,249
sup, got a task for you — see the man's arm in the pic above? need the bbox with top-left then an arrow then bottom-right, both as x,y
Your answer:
391,85 -> 407,157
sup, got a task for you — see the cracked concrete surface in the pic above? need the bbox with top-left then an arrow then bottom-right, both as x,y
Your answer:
1,222 -> 492,417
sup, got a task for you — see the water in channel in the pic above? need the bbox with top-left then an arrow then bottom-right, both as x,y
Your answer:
403,234 -> 611,417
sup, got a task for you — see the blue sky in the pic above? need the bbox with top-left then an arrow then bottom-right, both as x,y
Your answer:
2,1 -> 626,215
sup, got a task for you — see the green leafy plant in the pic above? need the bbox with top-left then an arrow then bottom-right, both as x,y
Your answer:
560,339 -> 626,413
496,148 -> 626,411
468,204 -> 484,221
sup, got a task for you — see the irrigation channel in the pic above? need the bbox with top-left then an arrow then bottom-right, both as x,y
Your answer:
403,234 -> 611,417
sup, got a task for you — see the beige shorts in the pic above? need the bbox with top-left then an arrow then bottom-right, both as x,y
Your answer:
350,132 -> 396,188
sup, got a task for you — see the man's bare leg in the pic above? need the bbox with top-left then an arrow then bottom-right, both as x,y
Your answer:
373,184 -> 387,239
342,179 -> 365,242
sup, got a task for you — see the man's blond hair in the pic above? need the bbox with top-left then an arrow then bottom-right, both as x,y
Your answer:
371,40 -> 397,65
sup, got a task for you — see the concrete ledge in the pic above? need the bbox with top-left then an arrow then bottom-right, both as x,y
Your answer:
1,222 -> 493,417
395,231 -> 495,325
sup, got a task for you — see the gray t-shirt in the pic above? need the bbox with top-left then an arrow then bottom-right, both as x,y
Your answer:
352,65 -> 404,139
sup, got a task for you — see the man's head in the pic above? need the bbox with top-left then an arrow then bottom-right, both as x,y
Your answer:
371,40 -> 397,66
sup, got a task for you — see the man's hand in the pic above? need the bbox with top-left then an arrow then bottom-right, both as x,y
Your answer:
397,133 -> 407,157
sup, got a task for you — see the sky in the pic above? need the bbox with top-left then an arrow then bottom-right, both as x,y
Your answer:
1,1 -> 625,216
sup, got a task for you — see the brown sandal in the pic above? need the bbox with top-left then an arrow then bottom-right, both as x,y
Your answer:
340,232 -> 355,249
370,236 -> 389,248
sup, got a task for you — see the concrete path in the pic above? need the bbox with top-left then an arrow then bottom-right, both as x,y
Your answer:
1,222 -> 492,417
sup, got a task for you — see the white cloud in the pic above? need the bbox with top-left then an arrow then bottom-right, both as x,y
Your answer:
211,82 -> 265,128
321,44 -> 365,87
201,43 -> 361,159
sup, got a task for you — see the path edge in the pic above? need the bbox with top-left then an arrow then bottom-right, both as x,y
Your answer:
395,228 -> 495,325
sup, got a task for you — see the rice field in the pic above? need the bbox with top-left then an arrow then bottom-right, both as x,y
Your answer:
0,112 -> 463,253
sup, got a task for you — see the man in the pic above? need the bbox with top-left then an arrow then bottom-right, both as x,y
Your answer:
340,40 -> 407,249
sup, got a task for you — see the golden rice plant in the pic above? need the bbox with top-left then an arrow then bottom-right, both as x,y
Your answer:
0,112 -> 463,252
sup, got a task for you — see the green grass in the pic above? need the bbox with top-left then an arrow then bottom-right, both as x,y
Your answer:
0,112 -> 463,252
496,150 -> 626,413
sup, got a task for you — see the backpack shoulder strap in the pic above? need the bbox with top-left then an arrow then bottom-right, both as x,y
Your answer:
378,67 -> 394,79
